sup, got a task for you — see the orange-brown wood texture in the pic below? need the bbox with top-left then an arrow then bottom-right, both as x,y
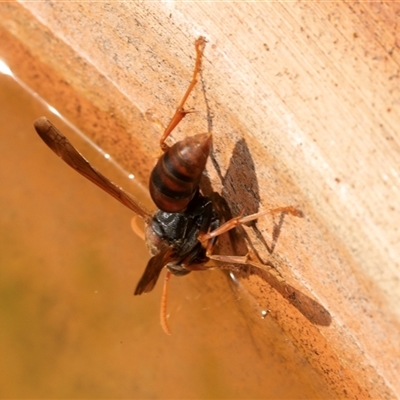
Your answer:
1,2 -> 399,399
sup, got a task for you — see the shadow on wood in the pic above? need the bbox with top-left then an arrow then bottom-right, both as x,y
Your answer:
202,138 -> 331,327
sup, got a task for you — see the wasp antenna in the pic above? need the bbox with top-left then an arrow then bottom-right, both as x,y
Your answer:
160,270 -> 172,335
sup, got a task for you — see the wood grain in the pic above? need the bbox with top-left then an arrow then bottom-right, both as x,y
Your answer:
1,2 -> 399,398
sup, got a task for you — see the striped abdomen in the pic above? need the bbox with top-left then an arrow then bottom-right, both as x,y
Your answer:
149,133 -> 212,212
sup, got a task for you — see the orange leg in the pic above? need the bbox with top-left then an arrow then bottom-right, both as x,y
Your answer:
198,206 -> 302,242
159,36 -> 207,151
130,216 -> 145,241
160,270 -> 172,335
207,254 -> 285,281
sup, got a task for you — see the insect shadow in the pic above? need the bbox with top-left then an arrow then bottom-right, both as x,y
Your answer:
200,138 -> 332,327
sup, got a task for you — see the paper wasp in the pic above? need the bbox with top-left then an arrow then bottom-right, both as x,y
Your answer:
34,37 -> 300,334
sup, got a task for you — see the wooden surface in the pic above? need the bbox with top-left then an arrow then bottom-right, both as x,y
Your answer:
1,1 -> 399,398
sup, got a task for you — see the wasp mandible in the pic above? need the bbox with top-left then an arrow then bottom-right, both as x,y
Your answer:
34,37 -> 301,335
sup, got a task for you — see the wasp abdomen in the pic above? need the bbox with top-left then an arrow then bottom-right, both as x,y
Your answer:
149,133 -> 212,212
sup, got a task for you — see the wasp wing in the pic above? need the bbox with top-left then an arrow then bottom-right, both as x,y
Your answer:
134,247 -> 176,295
34,117 -> 151,222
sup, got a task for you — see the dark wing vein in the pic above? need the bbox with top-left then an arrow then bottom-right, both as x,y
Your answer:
34,117 -> 151,222
134,247 -> 176,295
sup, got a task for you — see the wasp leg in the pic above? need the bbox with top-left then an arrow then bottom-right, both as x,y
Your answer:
130,216 -> 146,241
207,254 -> 285,282
207,254 -> 249,264
198,206 -> 302,242
159,36 -> 207,151
160,270 -> 172,335
182,253 -> 285,283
